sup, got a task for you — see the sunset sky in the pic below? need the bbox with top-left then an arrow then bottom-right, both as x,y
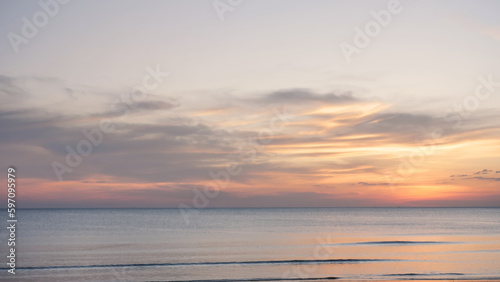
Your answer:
1,0 -> 500,208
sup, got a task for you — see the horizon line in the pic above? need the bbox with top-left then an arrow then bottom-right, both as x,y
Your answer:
10,206 -> 500,209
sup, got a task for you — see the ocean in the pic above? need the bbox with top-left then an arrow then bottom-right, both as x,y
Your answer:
1,208 -> 499,281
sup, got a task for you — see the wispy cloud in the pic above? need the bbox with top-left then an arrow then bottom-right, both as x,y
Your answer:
2,76 -> 500,207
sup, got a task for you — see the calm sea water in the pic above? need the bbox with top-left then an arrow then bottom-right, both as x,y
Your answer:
1,208 -> 499,281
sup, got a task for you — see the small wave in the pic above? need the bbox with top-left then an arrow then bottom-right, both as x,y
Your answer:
168,277 -> 339,282
352,240 -> 451,245
385,273 -> 465,276
2,258 -> 401,270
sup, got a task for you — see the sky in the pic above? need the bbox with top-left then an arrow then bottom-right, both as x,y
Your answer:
1,0 -> 500,208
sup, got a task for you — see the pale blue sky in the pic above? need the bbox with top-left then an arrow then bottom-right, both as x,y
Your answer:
2,0 -> 499,108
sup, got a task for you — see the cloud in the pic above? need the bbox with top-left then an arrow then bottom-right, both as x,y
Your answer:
0,108 -> 67,144
257,89 -> 357,104
466,177 -> 500,182
344,113 -> 437,141
2,78 -> 500,208
95,185 -> 384,208
116,100 -> 177,112
452,170 -> 499,181
0,75 -> 28,97
473,169 -> 494,175
357,182 -> 390,186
